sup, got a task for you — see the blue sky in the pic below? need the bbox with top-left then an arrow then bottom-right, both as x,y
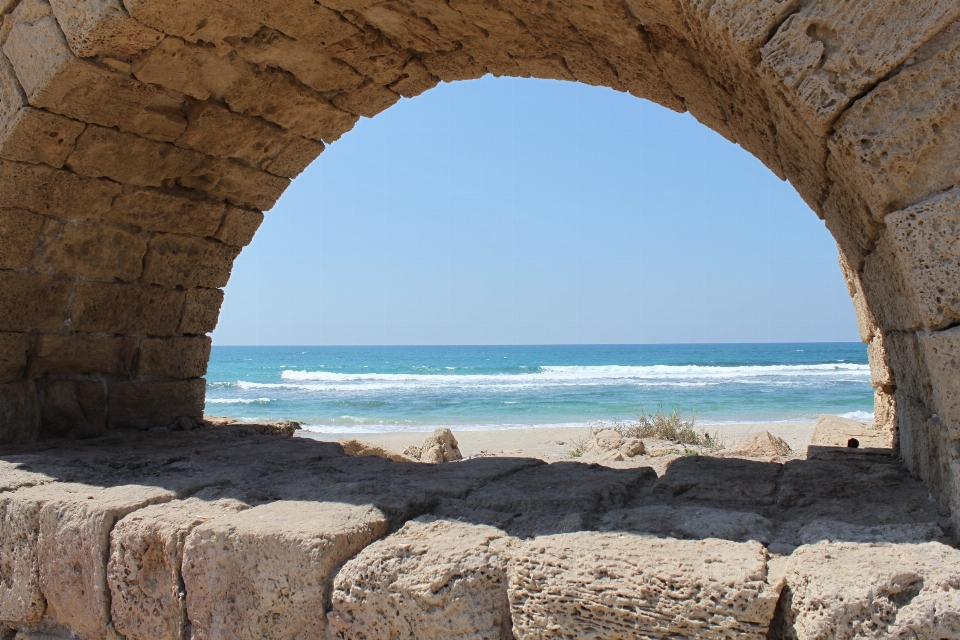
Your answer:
213,76 -> 860,346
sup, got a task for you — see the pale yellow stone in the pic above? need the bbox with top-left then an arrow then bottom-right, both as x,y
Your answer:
182,501 -> 389,639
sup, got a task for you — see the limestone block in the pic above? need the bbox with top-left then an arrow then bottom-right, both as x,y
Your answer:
867,334 -> 894,388
34,484 -> 175,639
175,100 -> 321,178
509,533 -> 779,639
0,459 -> 54,494
388,57 -> 439,98
2,0 -> 186,141
328,518 -> 513,640
106,186 -> 226,236
353,2 -> 459,52
136,336 -> 211,379
47,0 -> 162,57
831,23 -> 960,216
0,331 -> 29,382
259,136 -> 324,179
780,542 -> 960,639
107,498 -> 248,640
810,414 -> 891,449
32,218 -> 147,281
217,0 -> 357,45
0,159 -> 119,218
66,125 -> 205,188
0,208 -> 42,269
0,380 -> 39,444
884,331 -> 934,407
797,520 -> 944,545
70,281 -> 183,335
107,378 -> 205,429
895,392 -> 955,512
132,37 -> 359,143
654,456 -> 782,506
28,333 -> 136,378
233,28 -> 364,94
0,106 -> 83,167
122,0 -> 260,50
861,228 -> 927,332
0,484 -> 48,623
37,378 -> 106,438
329,27 -> 414,86
463,462 -> 656,537
0,271 -> 71,333
776,454 -> 921,518
0,51 -> 84,167
177,287 -> 224,335
919,326 -> 960,437
142,233 -> 240,288
760,0 -> 960,132
600,504 -> 773,543
177,156 -> 288,211
884,190 -> 960,330
182,501 -> 389,639
679,0 -> 801,67
0,483 -> 171,628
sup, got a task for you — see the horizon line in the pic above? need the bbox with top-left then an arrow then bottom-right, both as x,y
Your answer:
211,340 -> 866,348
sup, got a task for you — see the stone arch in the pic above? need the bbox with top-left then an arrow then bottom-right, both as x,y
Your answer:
0,0 -> 958,523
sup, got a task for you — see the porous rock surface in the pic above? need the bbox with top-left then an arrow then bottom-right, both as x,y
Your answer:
402,427 -> 464,464
1,429 -> 956,639
182,501 -> 389,640
107,497 -> 248,640
328,518 -> 513,640
0,0 -> 956,534
775,541 -> 960,639
509,533 -> 779,639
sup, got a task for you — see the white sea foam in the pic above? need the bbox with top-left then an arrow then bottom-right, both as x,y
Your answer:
839,410 -> 875,423
206,397 -> 271,404
271,363 -> 870,393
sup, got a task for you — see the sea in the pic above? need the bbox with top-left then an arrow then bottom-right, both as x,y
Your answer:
204,343 -> 874,435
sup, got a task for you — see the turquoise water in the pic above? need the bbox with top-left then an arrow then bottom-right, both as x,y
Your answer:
205,343 -> 873,434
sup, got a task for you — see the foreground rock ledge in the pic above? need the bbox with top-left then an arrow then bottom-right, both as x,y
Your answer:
0,429 -> 957,639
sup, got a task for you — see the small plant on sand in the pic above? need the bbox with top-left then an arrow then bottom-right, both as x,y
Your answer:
612,406 -> 716,448
567,434 -> 592,458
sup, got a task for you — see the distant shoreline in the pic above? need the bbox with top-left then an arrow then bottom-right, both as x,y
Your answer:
298,420 -> 824,463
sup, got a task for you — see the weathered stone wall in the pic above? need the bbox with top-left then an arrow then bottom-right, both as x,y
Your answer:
0,0 -> 959,524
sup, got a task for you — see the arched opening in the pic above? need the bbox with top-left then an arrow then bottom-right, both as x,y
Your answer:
208,75 -> 871,435
0,0 -> 958,529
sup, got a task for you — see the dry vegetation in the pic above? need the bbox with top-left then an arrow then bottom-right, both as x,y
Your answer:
609,407 -> 716,448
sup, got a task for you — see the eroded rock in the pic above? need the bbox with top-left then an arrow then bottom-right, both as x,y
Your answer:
509,533 -> 780,639
329,518 -> 513,640
182,500 -> 389,639
107,498 -> 248,640
779,541 -> 960,639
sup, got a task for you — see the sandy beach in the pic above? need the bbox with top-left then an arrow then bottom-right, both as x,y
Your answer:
299,420 -> 819,472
